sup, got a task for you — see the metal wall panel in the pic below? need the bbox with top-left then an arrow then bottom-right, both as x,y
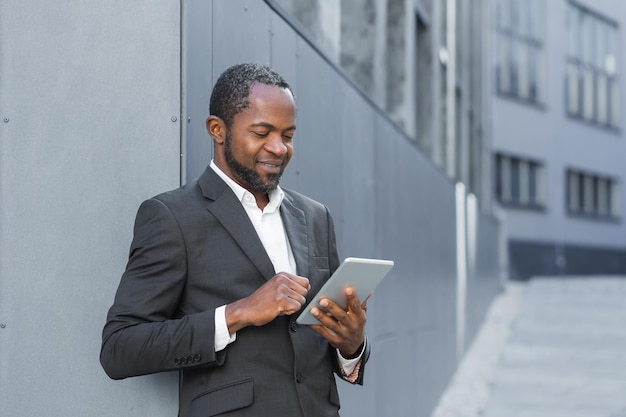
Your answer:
288,40 -> 346,214
293,52 -> 379,257
211,1 -> 273,83
183,0 -> 214,183
0,1 -> 181,416
184,0 -> 276,184
349,116 -> 460,417
269,12 -> 299,100
466,212 -> 502,347
338,87 -> 377,258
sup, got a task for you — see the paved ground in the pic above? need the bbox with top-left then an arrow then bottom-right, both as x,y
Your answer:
430,277 -> 626,417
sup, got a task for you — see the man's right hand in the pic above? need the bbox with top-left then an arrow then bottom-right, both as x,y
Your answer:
225,273 -> 310,334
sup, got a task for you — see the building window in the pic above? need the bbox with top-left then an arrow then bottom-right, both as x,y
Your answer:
567,169 -> 620,219
495,0 -> 545,104
495,153 -> 545,208
566,3 -> 620,129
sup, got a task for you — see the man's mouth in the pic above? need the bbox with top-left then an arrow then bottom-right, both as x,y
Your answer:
258,161 -> 283,169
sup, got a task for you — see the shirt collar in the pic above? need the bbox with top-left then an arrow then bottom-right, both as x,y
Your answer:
210,160 -> 284,212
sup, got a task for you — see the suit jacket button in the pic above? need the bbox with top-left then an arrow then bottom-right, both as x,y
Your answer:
174,358 -> 181,365
187,355 -> 193,364
296,372 -> 303,383
290,321 -> 299,332
193,354 -> 201,362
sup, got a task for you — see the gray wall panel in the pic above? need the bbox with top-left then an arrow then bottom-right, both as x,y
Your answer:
290,41 -> 345,216
268,12 -> 300,189
336,113 -> 461,417
184,0 -> 278,183
0,1 -> 181,416
466,213 -> 502,345
184,0 -> 213,183
338,87 -> 377,258
211,1 -> 272,83
269,12 -> 299,98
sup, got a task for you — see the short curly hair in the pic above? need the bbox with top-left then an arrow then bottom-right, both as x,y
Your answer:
209,63 -> 294,128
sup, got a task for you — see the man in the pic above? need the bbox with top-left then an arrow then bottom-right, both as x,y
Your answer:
101,63 -> 370,417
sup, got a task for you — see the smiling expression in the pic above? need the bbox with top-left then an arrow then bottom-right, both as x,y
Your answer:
210,83 -> 296,202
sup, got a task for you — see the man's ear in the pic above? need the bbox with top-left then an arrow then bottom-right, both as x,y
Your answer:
206,115 -> 226,144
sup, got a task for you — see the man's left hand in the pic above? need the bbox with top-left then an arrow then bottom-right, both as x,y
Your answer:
308,286 -> 368,358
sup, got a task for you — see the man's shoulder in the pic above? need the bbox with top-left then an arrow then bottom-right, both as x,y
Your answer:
148,166 -> 221,207
283,188 -> 329,213
148,179 -> 203,209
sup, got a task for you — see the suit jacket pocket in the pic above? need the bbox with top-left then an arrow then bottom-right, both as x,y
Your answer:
190,378 -> 254,416
314,256 -> 329,271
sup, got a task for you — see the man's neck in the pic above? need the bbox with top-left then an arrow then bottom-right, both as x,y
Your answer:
209,160 -> 276,211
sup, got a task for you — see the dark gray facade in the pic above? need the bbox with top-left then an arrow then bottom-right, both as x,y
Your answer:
278,0 -> 494,212
0,1 -> 502,416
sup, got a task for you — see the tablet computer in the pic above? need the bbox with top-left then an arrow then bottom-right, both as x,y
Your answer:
296,257 -> 394,325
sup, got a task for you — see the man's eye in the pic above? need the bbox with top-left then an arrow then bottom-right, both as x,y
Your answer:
252,131 -> 269,138
283,135 -> 294,141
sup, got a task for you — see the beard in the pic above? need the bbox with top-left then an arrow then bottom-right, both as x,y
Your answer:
223,130 -> 284,193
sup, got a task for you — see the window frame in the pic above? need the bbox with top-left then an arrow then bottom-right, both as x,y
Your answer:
565,167 -> 621,221
495,152 -> 546,210
495,0 -> 546,106
566,2 -> 621,131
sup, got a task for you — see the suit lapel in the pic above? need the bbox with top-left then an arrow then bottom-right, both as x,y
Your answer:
281,192 -> 309,279
198,168 -> 276,280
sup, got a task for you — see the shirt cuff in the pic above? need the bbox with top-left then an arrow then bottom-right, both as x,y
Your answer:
214,305 -> 236,352
336,337 -> 366,376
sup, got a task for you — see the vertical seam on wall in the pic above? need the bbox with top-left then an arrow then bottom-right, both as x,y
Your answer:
269,9 -> 273,66
179,0 -> 185,187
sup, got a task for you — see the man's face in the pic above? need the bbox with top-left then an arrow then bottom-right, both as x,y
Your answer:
220,83 -> 296,195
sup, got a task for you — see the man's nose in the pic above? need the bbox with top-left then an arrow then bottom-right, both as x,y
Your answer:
264,134 -> 288,155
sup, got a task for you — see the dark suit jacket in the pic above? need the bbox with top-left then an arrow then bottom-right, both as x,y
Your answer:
100,167 -> 369,417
